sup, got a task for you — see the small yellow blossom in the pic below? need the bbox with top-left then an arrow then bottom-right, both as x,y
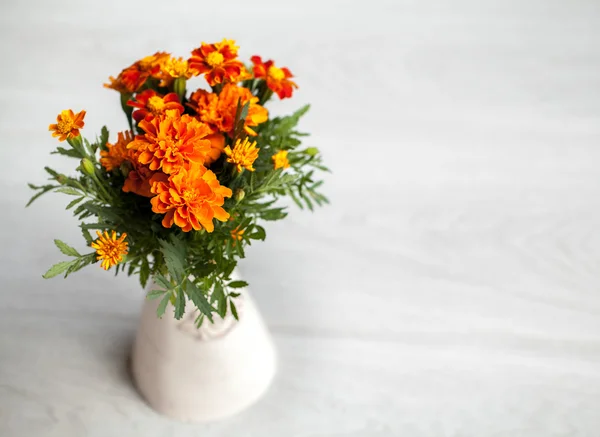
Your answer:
272,150 -> 290,170
224,138 -> 260,173
231,227 -> 244,242
91,231 -> 128,270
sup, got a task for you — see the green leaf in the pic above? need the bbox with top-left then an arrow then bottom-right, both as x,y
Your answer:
66,197 -> 84,210
54,239 -> 81,257
140,258 -> 150,289
192,262 -> 216,278
211,281 -> 227,318
42,260 -> 77,279
81,222 -> 115,230
26,185 -> 57,207
228,280 -> 248,289
229,292 -> 241,298
230,300 -> 239,320
159,237 -> 186,282
187,281 -> 214,322
248,226 -> 266,241
147,288 -> 166,300
223,261 -> 237,279
99,126 -> 109,151
154,273 -> 172,290
81,203 -> 121,222
156,293 -> 171,318
259,208 -> 288,221
174,289 -> 185,320
55,187 -> 82,196
81,227 -> 93,245
64,253 -> 95,278
51,147 -> 82,158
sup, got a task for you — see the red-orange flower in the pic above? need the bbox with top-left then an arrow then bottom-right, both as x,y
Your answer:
251,56 -> 297,99
100,131 -> 134,172
127,109 -> 222,174
188,39 -> 245,86
104,52 -> 170,94
49,109 -> 86,142
123,164 -> 156,197
127,90 -> 184,122
150,163 -> 232,232
188,84 -> 268,136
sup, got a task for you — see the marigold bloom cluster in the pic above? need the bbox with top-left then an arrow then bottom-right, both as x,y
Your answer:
45,38 -> 311,273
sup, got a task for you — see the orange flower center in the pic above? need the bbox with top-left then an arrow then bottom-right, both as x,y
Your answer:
147,96 -> 166,114
182,189 -> 198,203
56,117 -> 75,134
206,51 -> 225,67
268,66 -> 285,81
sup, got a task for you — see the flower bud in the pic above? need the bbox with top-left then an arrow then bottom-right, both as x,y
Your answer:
305,147 -> 319,156
174,77 -> 186,101
234,188 -> 245,202
81,158 -> 96,177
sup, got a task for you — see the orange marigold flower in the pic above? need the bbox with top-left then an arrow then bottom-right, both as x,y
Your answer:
158,56 -> 192,87
150,163 -> 232,232
91,230 -> 128,270
123,164 -> 156,198
139,52 -> 171,76
188,39 -> 245,86
189,83 -> 268,136
100,131 -> 134,172
224,138 -> 259,173
49,109 -> 86,142
272,150 -> 290,169
104,66 -> 147,94
251,56 -> 297,99
128,109 -> 222,175
104,52 -> 170,94
127,90 -> 184,122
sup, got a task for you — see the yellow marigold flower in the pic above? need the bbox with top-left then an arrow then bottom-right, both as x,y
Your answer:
231,227 -> 244,245
188,39 -> 245,86
158,56 -> 192,87
149,163 -> 232,232
100,131 -> 134,172
128,109 -> 223,175
49,109 -> 86,142
272,150 -> 290,169
91,231 -> 128,270
224,138 -> 259,173
189,84 -> 268,137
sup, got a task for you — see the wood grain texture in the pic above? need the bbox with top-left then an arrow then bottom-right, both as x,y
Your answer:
1,0 -> 600,435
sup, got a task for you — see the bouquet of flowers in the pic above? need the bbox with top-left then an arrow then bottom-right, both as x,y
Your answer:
29,39 -> 328,326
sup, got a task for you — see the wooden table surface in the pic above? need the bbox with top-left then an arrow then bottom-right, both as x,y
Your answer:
1,0 -> 600,435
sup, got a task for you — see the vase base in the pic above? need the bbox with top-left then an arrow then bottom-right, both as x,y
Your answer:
131,287 -> 276,422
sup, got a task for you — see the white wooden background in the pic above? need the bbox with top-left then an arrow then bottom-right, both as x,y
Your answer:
1,0 -> 600,435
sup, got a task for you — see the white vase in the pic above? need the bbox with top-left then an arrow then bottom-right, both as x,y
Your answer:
131,272 -> 277,422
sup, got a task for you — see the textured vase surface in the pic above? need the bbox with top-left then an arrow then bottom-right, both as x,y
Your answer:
131,272 -> 277,422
